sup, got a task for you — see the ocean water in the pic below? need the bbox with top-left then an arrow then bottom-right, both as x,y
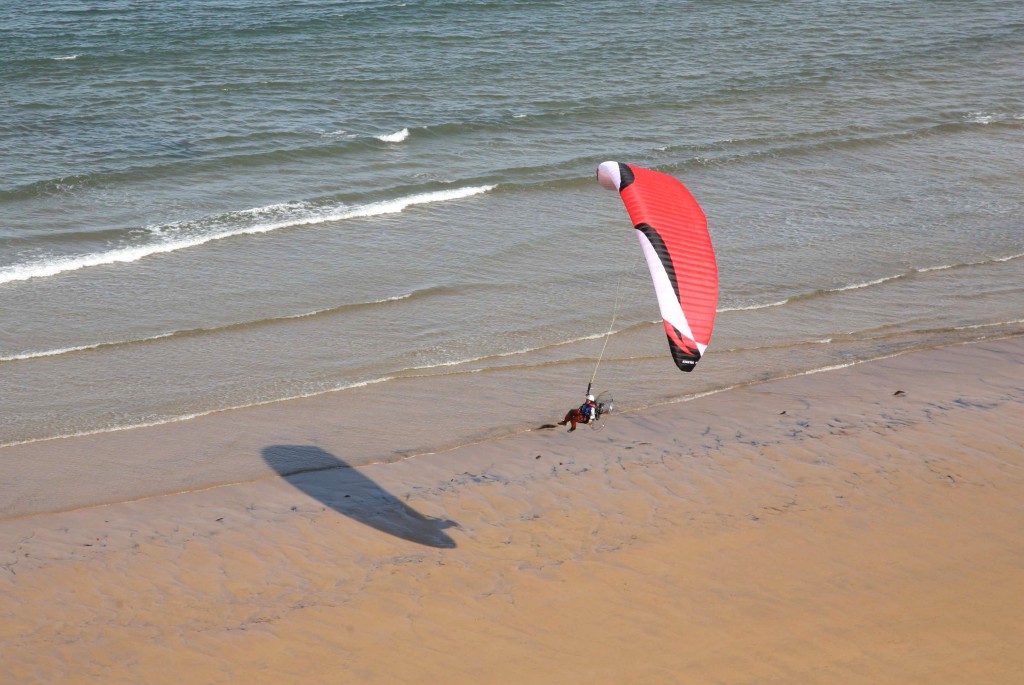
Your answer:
1,0 -> 1022,452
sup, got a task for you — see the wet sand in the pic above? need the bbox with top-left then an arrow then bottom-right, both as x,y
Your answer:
1,337 -> 1022,684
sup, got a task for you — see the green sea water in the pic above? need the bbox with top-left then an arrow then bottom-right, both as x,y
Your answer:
1,0 -> 1022,451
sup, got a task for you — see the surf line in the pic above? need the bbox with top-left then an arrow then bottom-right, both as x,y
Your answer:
0,185 -> 496,285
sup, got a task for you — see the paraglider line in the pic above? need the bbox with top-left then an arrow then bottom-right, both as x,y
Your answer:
588,247 -> 642,392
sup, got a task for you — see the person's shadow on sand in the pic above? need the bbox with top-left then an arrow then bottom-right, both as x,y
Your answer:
261,445 -> 457,548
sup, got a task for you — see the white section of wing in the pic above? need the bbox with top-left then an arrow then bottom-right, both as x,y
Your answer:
596,161 -> 622,191
636,229 -> 707,355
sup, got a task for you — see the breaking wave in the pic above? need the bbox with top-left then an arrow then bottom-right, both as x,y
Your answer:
0,185 -> 496,285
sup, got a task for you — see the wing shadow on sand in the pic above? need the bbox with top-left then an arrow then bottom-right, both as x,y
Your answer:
261,445 -> 457,548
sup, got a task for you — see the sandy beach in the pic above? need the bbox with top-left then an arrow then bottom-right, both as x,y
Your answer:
1,337 -> 1022,684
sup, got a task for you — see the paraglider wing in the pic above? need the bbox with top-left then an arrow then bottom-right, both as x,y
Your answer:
597,161 -> 718,372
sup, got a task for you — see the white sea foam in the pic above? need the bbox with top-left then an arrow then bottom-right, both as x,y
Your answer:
282,292 -> 415,320
0,334 -> 167,362
406,330 -> 612,373
954,318 -> 1024,331
966,111 -> 1024,125
2,341 -> 112,362
713,260 -> 1010,316
916,263 -> 958,273
375,128 -> 409,143
994,252 -> 1024,263
915,253 -> 1021,273
718,299 -> 789,313
835,274 -> 901,291
0,185 -> 496,284
1,293 -> 421,363
51,54 -> 79,61
797,361 -> 859,375
967,112 -> 997,124
0,375 -> 398,449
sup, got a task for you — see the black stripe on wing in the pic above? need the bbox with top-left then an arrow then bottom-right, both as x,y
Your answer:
636,222 -> 680,302
666,327 -> 701,372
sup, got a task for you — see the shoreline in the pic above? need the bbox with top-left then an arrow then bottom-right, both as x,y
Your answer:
0,333 -> 1017,521
1,336 -> 1022,682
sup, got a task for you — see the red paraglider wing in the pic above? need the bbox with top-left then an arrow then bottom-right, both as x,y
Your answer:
597,161 -> 718,372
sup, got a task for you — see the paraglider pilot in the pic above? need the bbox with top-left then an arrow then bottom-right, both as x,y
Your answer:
558,394 -> 598,432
